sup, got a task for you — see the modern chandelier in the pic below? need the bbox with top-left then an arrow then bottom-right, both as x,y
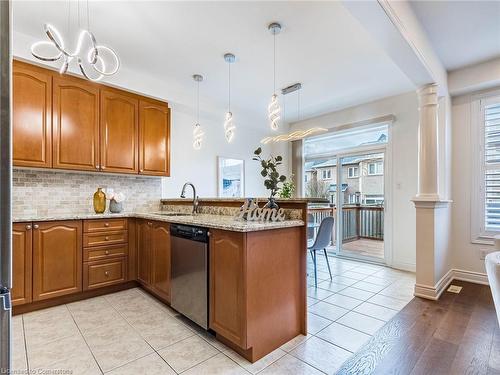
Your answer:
268,22 -> 282,131
30,0 -> 119,82
192,74 -> 204,150
224,53 -> 236,143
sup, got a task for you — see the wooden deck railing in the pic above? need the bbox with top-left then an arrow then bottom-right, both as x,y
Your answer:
308,205 -> 384,243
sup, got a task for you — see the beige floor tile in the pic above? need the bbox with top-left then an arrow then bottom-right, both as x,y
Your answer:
82,319 -> 153,372
351,281 -> 386,293
181,352 -> 248,375
337,287 -> 375,301
340,271 -> 367,281
331,276 -> 358,287
12,317 -> 27,373
224,347 -> 286,374
198,331 -> 232,352
324,293 -> 364,310
291,336 -> 351,374
379,283 -> 415,301
353,302 -> 398,321
24,306 -> 80,348
27,334 -> 92,370
307,287 -> 334,301
307,297 -> 318,307
309,302 -> 348,321
259,354 -> 324,375
362,275 -> 394,287
307,313 -> 332,335
336,311 -> 385,335
368,293 -> 412,310
126,311 -> 194,350
68,296 -> 122,333
107,352 -> 175,375
37,353 -> 102,375
316,322 -> 371,353
158,335 -> 219,373
279,335 -> 311,353
317,280 -> 347,293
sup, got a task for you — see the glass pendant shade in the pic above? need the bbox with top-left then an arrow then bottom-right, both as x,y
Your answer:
224,112 -> 235,142
268,94 -> 281,130
193,123 -> 204,150
192,74 -> 204,150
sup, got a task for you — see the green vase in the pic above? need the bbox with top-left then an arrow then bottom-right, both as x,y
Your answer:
93,188 -> 106,214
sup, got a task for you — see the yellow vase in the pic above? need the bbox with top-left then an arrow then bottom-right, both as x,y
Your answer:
93,188 -> 106,214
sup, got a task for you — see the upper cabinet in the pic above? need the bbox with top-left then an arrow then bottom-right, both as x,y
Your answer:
53,76 -> 100,171
139,100 -> 170,176
100,89 -> 139,174
12,61 -> 170,177
12,61 -> 52,168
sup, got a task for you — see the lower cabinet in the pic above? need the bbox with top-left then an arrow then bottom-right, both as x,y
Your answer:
136,219 -> 171,302
83,257 -> 127,290
32,220 -> 83,301
12,223 -> 32,306
209,229 -> 247,348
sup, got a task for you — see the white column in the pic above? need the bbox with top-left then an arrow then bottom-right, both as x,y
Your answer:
416,84 -> 440,200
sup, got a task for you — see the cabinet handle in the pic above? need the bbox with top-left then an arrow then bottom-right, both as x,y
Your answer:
101,166 -> 106,170
95,165 -> 100,170
33,224 -> 39,229
105,250 -> 109,255
104,271 -> 109,277
105,236 -> 109,241
104,223 -> 110,227
207,231 -> 211,237
148,222 -> 152,226
140,169 -> 144,173
25,225 -> 32,230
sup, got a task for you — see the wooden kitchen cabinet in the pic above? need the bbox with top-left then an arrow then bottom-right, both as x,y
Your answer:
209,230 -> 247,348
52,76 -> 100,171
32,220 -> 83,301
100,89 -> 139,174
12,223 -> 33,306
137,219 -> 152,286
136,220 -> 171,302
12,61 -> 52,168
150,221 -> 171,302
139,99 -> 170,176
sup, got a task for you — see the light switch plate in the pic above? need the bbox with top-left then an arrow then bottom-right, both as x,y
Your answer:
447,285 -> 462,294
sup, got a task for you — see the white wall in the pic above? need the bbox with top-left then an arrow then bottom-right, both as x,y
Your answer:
289,92 -> 419,271
12,31 -> 286,199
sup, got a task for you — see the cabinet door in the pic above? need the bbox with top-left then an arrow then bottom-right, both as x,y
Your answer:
12,61 -> 52,168
136,220 -> 151,286
33,221 -> 82,301
151,221 -> 171,302
209,230 -> 247,348
139,100 -> 170,176
53,76 -> 100,171
12,223 -> 32,306
100,89 -> 139,174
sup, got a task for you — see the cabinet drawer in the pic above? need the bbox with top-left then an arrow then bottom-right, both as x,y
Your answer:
84,218 -> 128,233
84,243 -> 128,262
83,231 -> 127,247
83,258 -> 127,290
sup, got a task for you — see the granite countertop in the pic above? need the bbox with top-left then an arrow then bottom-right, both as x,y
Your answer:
160,197 -> 329,204
13,212 -> 304,233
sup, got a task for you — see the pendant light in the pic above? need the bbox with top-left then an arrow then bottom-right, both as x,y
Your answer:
192,74 -> 204,150
224,53 -> 236,143
31,0 -> 119,81
268,22 -> 282,131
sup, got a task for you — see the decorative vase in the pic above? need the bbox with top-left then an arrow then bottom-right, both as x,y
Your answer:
264,196 -> 279,210
109,199 -> 123,213
93,188 -> 106,214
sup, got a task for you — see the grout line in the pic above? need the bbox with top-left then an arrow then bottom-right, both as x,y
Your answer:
21,315 -> 30,372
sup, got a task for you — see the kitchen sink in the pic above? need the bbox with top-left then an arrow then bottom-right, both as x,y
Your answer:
158,212 -> 192,216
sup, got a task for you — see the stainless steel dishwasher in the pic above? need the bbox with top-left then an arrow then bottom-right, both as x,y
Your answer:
170,224 -> 209,329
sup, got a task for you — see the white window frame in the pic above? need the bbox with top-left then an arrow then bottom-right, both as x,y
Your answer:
471,91 -> 500,244
347,166 -> 359,178
367,161 -> 383,175
321,169 -> 331,179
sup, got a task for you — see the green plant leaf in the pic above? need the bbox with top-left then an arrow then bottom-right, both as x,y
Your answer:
279,175 -> 286,182
276,155 -> 282,161
254,147 -> 262,155
261,170 -> 268,177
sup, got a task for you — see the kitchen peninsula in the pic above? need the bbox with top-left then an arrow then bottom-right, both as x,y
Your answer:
11,198 -> 318,362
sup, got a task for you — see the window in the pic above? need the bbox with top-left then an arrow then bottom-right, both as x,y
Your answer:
368,161 -> 383,175
348,194 -> 357,204
304,174 -> 309,183
472,93 -> 500,242
348,167 -> 359,178
321,170 -> 331,179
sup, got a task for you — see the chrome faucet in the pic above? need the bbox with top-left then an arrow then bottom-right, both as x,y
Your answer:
180,182 -> 199,214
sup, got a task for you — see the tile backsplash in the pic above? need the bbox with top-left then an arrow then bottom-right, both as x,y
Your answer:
13,169 -> 162,218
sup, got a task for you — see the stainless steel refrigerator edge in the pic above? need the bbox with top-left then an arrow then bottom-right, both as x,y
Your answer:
0,0 -> 12,372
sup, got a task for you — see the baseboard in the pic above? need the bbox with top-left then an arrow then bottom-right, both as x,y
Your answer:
414,268 -> 489,300
452,268 -> 489,285
391,261 -> 416,273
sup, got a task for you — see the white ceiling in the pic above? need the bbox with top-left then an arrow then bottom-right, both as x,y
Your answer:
411,0 -> 500,71
12,1 -> 415,128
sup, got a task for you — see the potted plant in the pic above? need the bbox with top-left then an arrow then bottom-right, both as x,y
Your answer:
279,174 -> 295,199
253,147 -> 287,209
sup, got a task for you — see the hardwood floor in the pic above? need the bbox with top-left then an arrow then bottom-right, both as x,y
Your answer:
337,280 -> 500,375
